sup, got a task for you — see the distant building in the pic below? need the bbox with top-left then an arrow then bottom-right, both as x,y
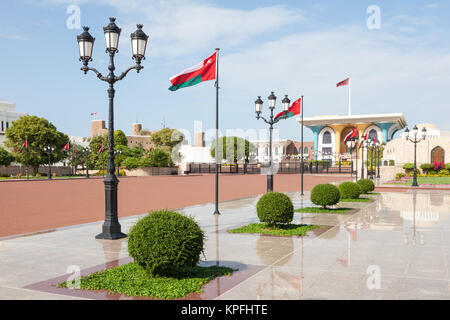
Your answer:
250,140 -> 314,163
0,99 -> 26,147
300,113 -> 407,163
89,120 -> 154,150
384,123 -> 450,165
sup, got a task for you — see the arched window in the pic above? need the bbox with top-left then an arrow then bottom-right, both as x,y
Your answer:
368,129 -> 377,141
274,146 -> 279,155
431,146 -> 445,163
304,147 -> 308,154
322,131 -> 332,144
265,147 -> 268,156
293,147 -> 298,154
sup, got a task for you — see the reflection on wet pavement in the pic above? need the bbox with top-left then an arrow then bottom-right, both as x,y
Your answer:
1,190 -> 450,299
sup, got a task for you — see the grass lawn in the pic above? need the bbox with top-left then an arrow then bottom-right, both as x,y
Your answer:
227,222 -> 319,237
58,262 -> 235,299
386,176 -> 450,186
295,207 -> 351,214
339,197 -> 372,202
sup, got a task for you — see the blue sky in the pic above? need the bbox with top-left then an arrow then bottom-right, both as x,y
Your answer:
1,0 -> 450,144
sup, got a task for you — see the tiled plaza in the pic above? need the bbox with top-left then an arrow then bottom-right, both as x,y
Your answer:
1,190 -> 450,299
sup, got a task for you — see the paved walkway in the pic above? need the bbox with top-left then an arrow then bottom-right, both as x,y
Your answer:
1,189 -> 450,299
0,174 -> 349,238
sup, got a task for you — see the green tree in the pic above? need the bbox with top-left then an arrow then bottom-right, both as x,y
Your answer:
150,128 -> 184,153
114,130 -> 128,147
5,115 -> 69,173
210,136 -> 255,164
66,143 -> 86,174
0,146 -> 15,166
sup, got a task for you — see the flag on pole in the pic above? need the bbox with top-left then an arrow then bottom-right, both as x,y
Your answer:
99,145 -> 104,153
336,78 -> 349,87
168,52 -> 217,91
344,128 -> 357,143
62,142 -> 70,151
274,97 -> 302,120
22,139 -> 28,149
90,112 -> 98,116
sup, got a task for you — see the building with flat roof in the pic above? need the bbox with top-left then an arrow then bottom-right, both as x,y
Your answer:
298,113 -> 407,161
0,99 -> 27,147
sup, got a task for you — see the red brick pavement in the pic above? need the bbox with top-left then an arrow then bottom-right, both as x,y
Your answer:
0,174 -> 350,237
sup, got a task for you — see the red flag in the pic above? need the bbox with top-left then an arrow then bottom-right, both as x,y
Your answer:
62,142 -> 69,151
99,145 -> 104,153
336,78 -> 349,87
22,139 -> 27,149
344,128 -> 357,143
274,97 -> 301,120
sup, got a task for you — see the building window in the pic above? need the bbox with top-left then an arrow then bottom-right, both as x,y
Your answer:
322,131 -> 331,144
1,121 -> 3,132
304,147 -> 308,154
293,147 -> 298,154
431,146 -> 445,163
265,147 -> 268,156
274,146 -> 278,155
6,122 -> 9,129
368,129 -> 377,141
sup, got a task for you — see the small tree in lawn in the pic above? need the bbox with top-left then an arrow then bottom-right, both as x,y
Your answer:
5,115 -> 69,174
0,146 -> 15,166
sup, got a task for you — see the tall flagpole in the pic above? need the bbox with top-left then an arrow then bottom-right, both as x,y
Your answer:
214,48 -> 220,215
300,95 -> 304,196
348,76 -> 352,116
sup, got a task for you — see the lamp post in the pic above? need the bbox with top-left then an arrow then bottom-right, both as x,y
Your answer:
368,138 -> 376,180
43,145 -> 55,179
405,125 -> 427,187
376,141 -> 381,178
83,147 -> 91,178
254,92 -> 291,192
345,135 -> 358,181
360,135 -> 367,179
114,149 -> 122,177
77,18 -> 148,240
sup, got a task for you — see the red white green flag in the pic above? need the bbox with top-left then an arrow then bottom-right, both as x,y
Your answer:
168,52 -> 217,91
274,97 -> 301,120
62,142 -> 69,151
336,78 -> 349,87
22,139 -> 28,149
344,128 -> 357,143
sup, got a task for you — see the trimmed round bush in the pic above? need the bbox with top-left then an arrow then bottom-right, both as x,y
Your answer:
256,192 -> 294,226
310,184 -> 340,208
338,181 -> 362,199
357,179 -> 375,194
128,210 -> 204,275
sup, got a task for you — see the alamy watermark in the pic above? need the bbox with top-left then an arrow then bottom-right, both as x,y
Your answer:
366,5 -> 381,30
66,4 -> 81,30
66,265 -> 81,289
366,265 -> 381,290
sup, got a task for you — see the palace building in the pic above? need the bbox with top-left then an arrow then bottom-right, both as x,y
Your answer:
299,113 -> 407,162
0,99 -> 26,147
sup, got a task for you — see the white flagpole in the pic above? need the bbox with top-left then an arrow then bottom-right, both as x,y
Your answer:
348,77 -> 352,116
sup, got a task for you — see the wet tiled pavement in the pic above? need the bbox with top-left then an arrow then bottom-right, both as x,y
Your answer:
1,190 -> 450,300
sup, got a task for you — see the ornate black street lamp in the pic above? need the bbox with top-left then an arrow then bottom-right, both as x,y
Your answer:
254,92 -> 291,192
43,145 -> 55,179
77,18 -> 148,240
82,147 -> 91,178
345,135 -> 358,181
405,125 -> 427,187
360,135 -> 367,179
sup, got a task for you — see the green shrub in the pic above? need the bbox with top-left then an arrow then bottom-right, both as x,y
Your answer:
389,160 -> 395,166
446,163 -> 450,171
94,169 -> 126,176
420,163 -> 434,174
438,169 -> 450,176
338,182 -> 361,199
256,192 -> 294,226
127,210 -> 205,276
357,179 -> 375,194
402,163 -> 414,173
310,184 -> 340,208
